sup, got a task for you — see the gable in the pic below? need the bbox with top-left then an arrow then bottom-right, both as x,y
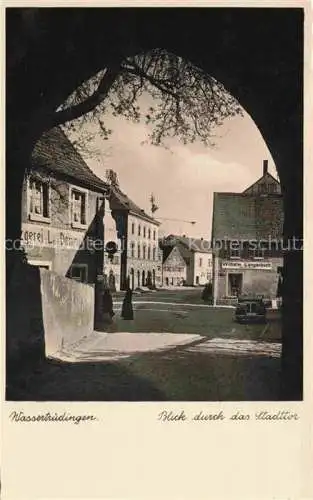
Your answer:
243,172 -> 281,195
163,246 -> 186,267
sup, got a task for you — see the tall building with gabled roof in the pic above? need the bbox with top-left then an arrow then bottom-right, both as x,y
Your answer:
211,160 -> 284,303
106,177 -> 162,290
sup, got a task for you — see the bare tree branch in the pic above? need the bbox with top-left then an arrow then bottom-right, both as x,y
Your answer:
52,65 -> 121,127
60,48 -> 243,155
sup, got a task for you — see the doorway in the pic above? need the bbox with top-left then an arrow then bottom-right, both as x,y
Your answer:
228,273 -> 243,297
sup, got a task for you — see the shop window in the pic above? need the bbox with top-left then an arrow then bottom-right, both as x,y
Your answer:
28,178 -> 50,222
71,187 -> 87,227
69,264 -> 88,283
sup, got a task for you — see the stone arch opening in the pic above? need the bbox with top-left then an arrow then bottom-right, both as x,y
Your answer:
6,8 -> 303,400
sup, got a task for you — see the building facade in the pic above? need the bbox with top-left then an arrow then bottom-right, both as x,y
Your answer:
20,127 -> 109,286
160,235 -> 213,286
162,246 -> 187,287
211,160 -> 283,302
107,172 -> 161,290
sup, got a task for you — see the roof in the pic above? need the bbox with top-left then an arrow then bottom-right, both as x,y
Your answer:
109,186 -> 161,225
212,192 -> 284,240
160,234 -> 212,254
31,126 -> 110,193
163,245 -> 186,266
243,171 -> 281,195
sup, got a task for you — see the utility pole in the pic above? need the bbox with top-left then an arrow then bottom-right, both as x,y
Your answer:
213,248 -> 219,307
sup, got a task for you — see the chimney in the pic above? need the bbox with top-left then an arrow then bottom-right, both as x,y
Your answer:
263,159 -> 268,176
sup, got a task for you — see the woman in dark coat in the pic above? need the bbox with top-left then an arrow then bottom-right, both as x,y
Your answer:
121,287 -> 134,320
202,282 -> 213,303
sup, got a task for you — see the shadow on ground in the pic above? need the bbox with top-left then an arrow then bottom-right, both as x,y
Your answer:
6,358 -> 167,401
6,346 -> 282,402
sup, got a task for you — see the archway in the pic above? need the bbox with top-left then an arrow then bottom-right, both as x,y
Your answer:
6,8 -> 303,400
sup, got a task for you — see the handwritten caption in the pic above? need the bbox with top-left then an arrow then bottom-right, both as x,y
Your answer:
9,411 -> 98,425
157,410 -> 299,422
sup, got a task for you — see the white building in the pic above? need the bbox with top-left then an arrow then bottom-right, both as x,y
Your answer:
160,235 -> 213,286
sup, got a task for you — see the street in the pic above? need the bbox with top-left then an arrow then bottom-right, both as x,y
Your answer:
7,288 -> 282,402
111,288 -> 281,340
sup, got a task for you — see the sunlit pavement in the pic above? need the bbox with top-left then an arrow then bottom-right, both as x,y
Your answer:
7,289 -> 282,401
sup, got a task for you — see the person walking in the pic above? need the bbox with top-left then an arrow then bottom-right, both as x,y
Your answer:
121,287 -> 134,320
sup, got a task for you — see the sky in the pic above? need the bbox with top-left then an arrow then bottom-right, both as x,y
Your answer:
66,94 -> 278,240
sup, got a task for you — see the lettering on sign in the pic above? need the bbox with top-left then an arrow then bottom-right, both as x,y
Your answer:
21,223 -> 86,250
221,261 -> 272,270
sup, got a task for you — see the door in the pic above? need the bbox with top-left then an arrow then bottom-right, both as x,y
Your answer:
228,273 -> 243,297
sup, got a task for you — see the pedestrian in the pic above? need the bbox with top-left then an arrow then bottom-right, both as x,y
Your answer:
121,287 -> 134,320
103,287 -> 115,325
202,281 -> 213,303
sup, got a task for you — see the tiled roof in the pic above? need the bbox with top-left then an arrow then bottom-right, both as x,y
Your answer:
31,126 -> 109,193
109,187 -> 161,225
160,234 -> 212,254
212,192 -> 284,240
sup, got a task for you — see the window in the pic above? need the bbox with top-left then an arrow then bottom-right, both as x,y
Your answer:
69,264 -> 88,283
148,228 -> 151,239
143,226 -> 146,238
250,247 -> 265,259
230,242 -> 240,259
131,222 -> 135,234
138,225 -> 141,236
137,244 -> 141,259
153,230 -> 156,240
29,178 -> 50,221
152,247 -> 156,260
143,244 -> 146,260
147,246 -> 151,260
71,188 -> 87,227
268,183 -> 277,194
131,242 -> 135,258
199,258 -> 203,267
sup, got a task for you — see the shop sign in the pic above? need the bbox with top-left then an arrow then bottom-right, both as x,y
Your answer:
221,261 -> 272,270
21,223 -> 88,250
